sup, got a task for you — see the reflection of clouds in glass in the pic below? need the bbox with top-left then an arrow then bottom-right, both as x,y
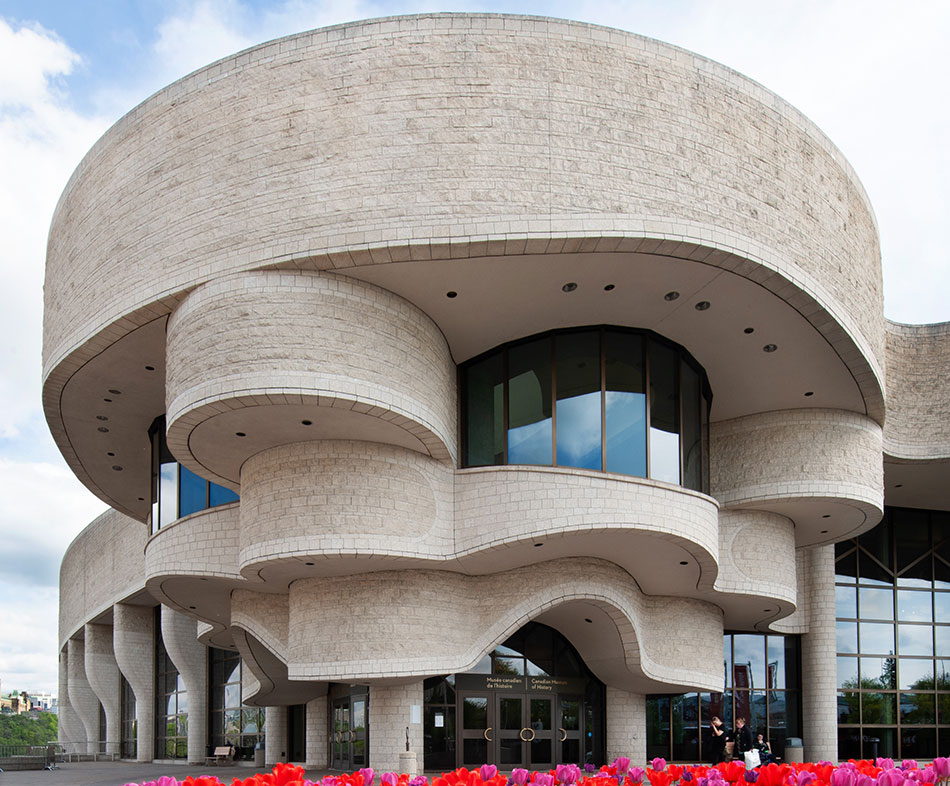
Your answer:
509,371 -> 546,428
650,427 -> 679,484
898,624 -> 934,656
557,392 -> 601,469
860,622 -> 895,654
837,621 -> 858,654
508,418 -> 552,465
898,657 -> 933,689
837,656 -> 858,688
897,590 -> 933,622
937,628 -> 950,657
733,635 -> 765,689
860,587 -> 894,620
605,391 -> 646,476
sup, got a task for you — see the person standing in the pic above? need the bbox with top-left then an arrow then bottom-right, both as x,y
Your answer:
709,716 -> 726,764
734,717 -> 753,758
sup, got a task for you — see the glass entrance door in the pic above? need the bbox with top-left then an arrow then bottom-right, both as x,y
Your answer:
460,693 -> 491,767
495,694 -> 555,769
331,695 -> 368,770
558,696 -> 584,764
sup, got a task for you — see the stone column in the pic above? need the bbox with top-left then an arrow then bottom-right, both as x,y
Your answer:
265,706 -> 288,766
114,603 -> 156,761
369,682 -> 424,773
606,686 -> 646,766
84,623 -> 121,755
161,605 -> 208,764
67,637 -> 100,754
58,648 -> 85,754
801,544 -> 838,763
306,695 -> 328,769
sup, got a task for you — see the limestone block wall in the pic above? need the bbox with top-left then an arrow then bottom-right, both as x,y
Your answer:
711,408 -> 883,544
67,638 -> 99,754
369,682 -> 424,773
84,623 -> 120,755
164,271 -> 457,486
800,545 -> 837,763
884,321 -> 950,459
265,706 -> 288,766
305,695 -> 328,769
285,558 -> 723,692
606,687 -> 646,765
161,606 -> 207,763
59,508 -> 146,647
57,648 -> 85,752
113,602 -> 155,761
44,15 -> 882,389
238,440 -> 454,570
715,510 -> 797,610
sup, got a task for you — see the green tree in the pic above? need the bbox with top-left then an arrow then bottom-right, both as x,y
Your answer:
0,712 -> 58,747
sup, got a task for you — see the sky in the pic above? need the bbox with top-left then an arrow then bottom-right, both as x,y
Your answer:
0,0 -> 948,696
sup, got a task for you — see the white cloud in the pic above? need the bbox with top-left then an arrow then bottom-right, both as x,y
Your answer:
0,18 -> 110,441
0,582 -> 60,693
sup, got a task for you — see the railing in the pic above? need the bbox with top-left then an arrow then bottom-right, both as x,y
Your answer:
0,742 -> 61,770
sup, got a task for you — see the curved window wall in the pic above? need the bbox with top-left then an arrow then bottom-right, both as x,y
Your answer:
149,417 -> 238,535
646,633 -> 801,763
461,327 -> 711,492
835,507 -> 950,760
209,647 -> 265,759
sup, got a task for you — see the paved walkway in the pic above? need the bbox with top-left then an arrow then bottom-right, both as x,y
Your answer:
0,761 -> 332,786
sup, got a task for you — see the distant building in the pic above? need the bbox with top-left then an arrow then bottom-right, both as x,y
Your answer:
46,14 -> 950,768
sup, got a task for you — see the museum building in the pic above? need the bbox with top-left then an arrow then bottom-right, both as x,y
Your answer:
45,14 -> 950,770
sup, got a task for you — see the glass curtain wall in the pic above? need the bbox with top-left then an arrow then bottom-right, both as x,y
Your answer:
647,634 -> 800,762
835,507 -> 950,760
461,327 -> 711,493
209,647 -> 265,759
149,416 -> 239,534
155,609 -> 188,759
120,675 -> 136,759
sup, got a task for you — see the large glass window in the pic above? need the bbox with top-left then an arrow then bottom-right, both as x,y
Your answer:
121,675 -> 136,759
150,416 -> 239,535
647,634 -> 801,762
835,508 -> 950,759
461,327 -> 711,492
209,648 -> 264,759
155,609 -> 188,759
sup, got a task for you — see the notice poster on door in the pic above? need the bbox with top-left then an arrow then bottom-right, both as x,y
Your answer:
434,712 -> 444,728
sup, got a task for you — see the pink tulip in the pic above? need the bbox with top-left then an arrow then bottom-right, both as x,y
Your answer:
511,770 -> 531,786
481,765 -> 498,782
614,758 -> 631,775
880,770 -> 906,786
360,768 -> 376,786
904,763 -> 921,773
627,768 -> 646,785
879,762 -> 896,773
856,774 -> 873,786
934,760 -> 950,780
652,759 -> 667,773
830,767 -> 855,786
382,773 -> 398,786
797,773 -> 817,786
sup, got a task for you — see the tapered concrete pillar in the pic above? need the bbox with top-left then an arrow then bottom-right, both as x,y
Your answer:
607,687 -> 646,765
58,648 -> 85,754
265,706 -> 288,766
802,544 -> 838,763
114,603 -> 156,761
84,623 -> 121,755
67,638 -> 100,754
369,682 -> 424,773
305,695 -> 328,768
161,605 -> 208,763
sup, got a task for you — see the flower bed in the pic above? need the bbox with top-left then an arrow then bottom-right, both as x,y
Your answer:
122,757 -> 950,786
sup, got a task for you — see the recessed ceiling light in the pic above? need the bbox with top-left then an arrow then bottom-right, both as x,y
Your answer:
111,465 -> 123,471
679,561 -> 689,565
695,301 -> 711,311
98,427 -> 109,433
534,542 -> 544,547
763,609 -> 771,613
108,389 -> 121,395
820,530 -> 829,534
603,284 -> 615,291
562,282 -> 577,292
744,327 -> 755,334
301,420 -> 313,426
804,391 -> 814,397
189,606 -> 196,610
584,618 -> 593,624
895,484 -> 903,488
235,432 -> 246,437
305,562 -> 315,566
96,415 -> 109,421
145,365 -> 155,371
446,291 -> 457,298
138,497 -> 145,501
103,398 -> 112,403
107,452 -> 115,457
763,344 -> 778,353
822,514 -> 831,518
664,291 -> 680,301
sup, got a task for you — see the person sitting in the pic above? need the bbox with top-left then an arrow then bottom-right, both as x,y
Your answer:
754,733 -> 773,766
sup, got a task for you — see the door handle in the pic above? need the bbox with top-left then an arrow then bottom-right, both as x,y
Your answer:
559,728 -> 567,742
483,727 -> 493,741
520,727 -> 536,742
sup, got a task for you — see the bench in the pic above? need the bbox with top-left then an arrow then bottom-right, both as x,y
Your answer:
205,746 -> 234,766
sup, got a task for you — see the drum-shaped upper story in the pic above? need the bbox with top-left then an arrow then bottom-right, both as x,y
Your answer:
43,14 -> 885,518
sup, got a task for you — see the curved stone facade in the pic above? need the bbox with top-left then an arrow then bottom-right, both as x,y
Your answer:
46,12 -> 950,770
